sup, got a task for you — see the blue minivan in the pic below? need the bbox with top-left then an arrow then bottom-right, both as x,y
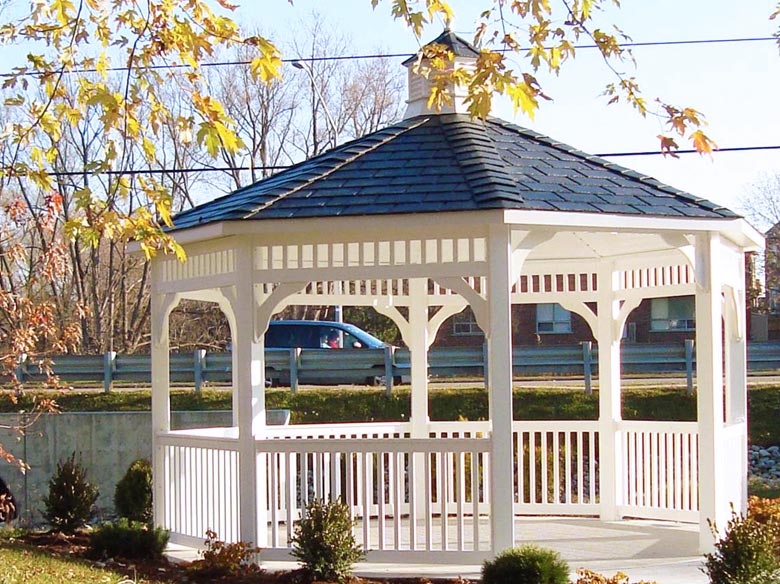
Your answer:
264,320 -> 390,386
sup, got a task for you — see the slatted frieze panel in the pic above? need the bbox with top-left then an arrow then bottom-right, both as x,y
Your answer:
162,248 -> 236,283
255,237 -> 487,271
619,264 -> 694,291
513,272 -> 598,295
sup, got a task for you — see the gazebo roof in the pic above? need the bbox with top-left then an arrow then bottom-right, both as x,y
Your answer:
172,113 -> 735,232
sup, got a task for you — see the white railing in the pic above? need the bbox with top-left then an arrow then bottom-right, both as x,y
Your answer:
157,419 -> 701,559
265,421 -> 410,440
619,421 -> 699,522
258,435 -> 492,562
512,421 -> 600,514
160,431 -> 240,547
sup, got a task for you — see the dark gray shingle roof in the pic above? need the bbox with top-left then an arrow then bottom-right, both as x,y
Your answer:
401,28 -> 481,65
171,114 -> 736,231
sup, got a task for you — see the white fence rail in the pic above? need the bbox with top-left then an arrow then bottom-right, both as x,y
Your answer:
512,421 -> 600,514
619,421 -> 699,522
258,437 -> 492,561
157,419 -> 700,560
160,431 -> 240,547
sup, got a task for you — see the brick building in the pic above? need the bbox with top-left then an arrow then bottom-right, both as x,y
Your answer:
437,297 -> 696,347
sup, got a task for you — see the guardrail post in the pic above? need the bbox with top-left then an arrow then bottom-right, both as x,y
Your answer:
103,351 -> 116,393
290,348 -> 301,393
384,345 -> 395,397
15,353 -> 27,382
482,341 -> 489,389
582,341 -> 593,394
193,349 -> 206,393
685,338 -> 695,395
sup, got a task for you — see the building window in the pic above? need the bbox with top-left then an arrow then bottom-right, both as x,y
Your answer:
453,310 -> 483,336
651,297 -> 695,331
536,303 -> 572,334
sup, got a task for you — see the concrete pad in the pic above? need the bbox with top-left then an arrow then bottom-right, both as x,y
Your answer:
167,517 -> 707,583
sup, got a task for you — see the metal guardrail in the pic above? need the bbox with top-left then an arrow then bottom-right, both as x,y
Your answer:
12,341 -> 780,393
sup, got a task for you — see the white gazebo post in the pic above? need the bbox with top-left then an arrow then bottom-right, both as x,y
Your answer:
408,278 -> 430,437
487,223 -> 515,552
597,263 -> 624,520
150,285 -> 177,528
723,246 -> 749,517
232,239 -> 267,547
695,232 -> 727,552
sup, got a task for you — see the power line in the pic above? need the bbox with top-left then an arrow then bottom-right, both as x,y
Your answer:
0,36 -> 775,78
597,145 -> 780,157
10,143 -> 780,179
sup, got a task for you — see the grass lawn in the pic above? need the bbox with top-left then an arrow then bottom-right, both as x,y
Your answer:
0,542 -> 166,584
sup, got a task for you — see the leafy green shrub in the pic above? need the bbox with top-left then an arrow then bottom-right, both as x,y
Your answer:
187,529 -> 262,579
482,545 -> 569,584
43,452 -> 98,534
114,458 -> 152,523
704,508 -> 780,584
291,498 -> 364,583
87,518 -> 169,560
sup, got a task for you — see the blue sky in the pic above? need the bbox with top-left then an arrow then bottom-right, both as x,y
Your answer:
242,0 -> 780,225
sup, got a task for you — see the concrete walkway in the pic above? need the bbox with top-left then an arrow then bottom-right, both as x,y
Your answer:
168,517 -> 708,583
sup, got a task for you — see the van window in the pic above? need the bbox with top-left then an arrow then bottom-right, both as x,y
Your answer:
266,322 -> 372,349
317,326 -> 364,349
266,324 -> 318,348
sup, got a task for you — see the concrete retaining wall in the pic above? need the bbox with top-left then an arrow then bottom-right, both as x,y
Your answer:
0,411 -> 231,525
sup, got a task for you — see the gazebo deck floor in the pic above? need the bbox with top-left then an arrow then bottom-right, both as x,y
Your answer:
166,516 -> 705,583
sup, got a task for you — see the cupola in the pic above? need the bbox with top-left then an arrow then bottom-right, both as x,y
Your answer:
402,28 -> 481,119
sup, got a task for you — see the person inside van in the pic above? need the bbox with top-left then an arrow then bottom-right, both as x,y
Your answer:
320,329 -> 340,349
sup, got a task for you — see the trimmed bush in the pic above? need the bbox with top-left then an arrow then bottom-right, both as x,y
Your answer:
88,518 -> 169,560
43,452 -> 98,534
704,507 -> 780,584
114,458 -> 153,523
291,498 -> 364,583
187,529 -> 262,579
482,545 -> 570,584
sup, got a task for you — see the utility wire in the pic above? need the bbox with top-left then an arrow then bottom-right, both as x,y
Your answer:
0,36 -> 775,78
597,145 -> 780,157
12,144 -> 780,178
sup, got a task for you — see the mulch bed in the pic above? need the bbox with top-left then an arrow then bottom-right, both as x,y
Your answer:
14,530 -> 473,584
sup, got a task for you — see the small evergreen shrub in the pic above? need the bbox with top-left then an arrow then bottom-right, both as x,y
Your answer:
704,507 -> 780,584
291,498 -> 364,583
114,458 -> 153,523
43,452 -> 98,534
482,545 -> 570,584
187,529 -> 262,578
87,518 -> 169,560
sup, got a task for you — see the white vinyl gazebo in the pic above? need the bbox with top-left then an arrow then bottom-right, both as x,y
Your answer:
149,31 -> 763,563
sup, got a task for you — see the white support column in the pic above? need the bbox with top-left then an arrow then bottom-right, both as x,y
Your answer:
724,284 -> 748,518
233,240 -> 266,547
151,284 -> 176,529
724,253 -> 748,426
596,264 -> 623,521
487,224 -> 515,553
408,278 -> 430,438
695,232 -> 726,552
